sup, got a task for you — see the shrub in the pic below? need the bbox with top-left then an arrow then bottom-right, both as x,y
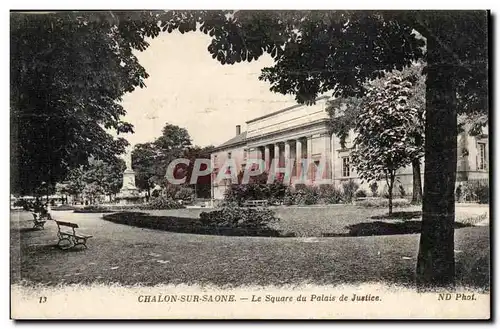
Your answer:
461,180 -> 489,204
319,185 -> 343,204
477,186 -> 489,204
13,199 -> 32,210
163,184 -> 181,199
175,187 -> 194,202
355,189 -> 367,198
151,189 -> 160,198
369,182 -> 379,197
283,189 -> 295,206
73,205 -> 114,213
293,185 -> 319,205
223,180 -> 287,205
51,204 -> 76,211
199,205 -> 280,235
223,184 -> 248,206
356,198 -> 411,208
342,180 -> 359,203
267,181 -> 287,204
148,196 -> 185,209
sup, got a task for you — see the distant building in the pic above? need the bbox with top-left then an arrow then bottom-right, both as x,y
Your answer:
210,97 -> 489,200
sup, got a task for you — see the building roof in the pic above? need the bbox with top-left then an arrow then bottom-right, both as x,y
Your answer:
245,95 -> 330,124
213,131 -> 247,151
212,95 -> 330,152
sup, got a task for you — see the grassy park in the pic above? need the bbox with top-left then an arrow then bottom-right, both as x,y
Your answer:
10,205 -> 490,289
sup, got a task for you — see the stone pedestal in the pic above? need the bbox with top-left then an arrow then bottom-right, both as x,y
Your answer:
115,152 -> 143,205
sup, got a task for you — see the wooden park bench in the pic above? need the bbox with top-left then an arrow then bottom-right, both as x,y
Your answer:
243,200 -> 269,207
55,220 -> 93,250
31,212 -> 52,230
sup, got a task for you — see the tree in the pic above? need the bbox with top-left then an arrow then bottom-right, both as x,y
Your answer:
183,145 -> 215,198
10,11 -> 156,195
351,75 -> 423,215
102,157 -> 127,198
83,182 -> 104,205
62,167 -> 86,202
152,123 -> 192,183
83,157 -> 126,201
132,142 -> 160,200
131,123 -> 193,194
155,123 -> 192,159
327,63 -> 426,203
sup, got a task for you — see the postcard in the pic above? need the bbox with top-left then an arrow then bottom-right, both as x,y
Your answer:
10,9 -> 490,320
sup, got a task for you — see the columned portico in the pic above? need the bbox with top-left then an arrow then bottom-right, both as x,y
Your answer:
247,133 -> 336,182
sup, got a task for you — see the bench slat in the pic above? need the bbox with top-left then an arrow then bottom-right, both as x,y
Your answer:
75,234 -> 93,239
56,220 -> 79,228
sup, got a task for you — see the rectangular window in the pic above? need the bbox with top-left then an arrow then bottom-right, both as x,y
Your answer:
227,152 -> 232,159
478,143 -> 487,170
342,157 -> 350,177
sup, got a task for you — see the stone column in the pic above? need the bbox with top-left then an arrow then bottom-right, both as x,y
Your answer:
284,141 -> 291,161
264,145 -> 271,172
296,139 -> 302,178
321,133 -> 332,180
307,136 -> 313,181
274,144 -> 280,170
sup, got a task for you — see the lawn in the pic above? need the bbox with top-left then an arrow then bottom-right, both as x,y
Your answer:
111,204 -> 489,237
10,205 -> 490,289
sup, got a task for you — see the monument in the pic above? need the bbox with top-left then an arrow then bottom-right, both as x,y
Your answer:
115,148 -> 143,205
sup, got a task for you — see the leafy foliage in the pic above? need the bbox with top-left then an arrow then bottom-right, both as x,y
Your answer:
369,182 -> 379,197
59,157 -> 125,203
341,180 -> 360,203
175,186 -> 195,202
147,196 -> 185,209
355,189 -> 367,198
10,12 -> 156,195
327,63 -> 426,149
350,75 -> 423,213
318,185 -> 344,204
456,180 -> 489,204
292,185 -> 320,205
132,142 -> 161,197
224,172 -> 287,205
130,124 -> 213,198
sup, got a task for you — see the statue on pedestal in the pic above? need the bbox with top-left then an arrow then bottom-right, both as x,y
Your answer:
124,149 -> 133,170
115,145 -> 142,205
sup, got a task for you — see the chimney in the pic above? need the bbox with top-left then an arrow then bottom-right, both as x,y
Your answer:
236,125 -> 241,136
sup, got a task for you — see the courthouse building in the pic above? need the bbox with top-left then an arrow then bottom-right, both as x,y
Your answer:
210,96 -> 489,200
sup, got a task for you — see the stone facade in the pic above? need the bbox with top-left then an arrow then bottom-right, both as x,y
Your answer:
210,97 -> 489,200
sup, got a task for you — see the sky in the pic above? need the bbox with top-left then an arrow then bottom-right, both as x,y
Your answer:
120,30 -> 299,148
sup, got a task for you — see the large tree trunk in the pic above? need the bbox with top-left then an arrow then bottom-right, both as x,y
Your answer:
416,37 -> 458,288
388,183 -> 393,215
387,172 -> 395,216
